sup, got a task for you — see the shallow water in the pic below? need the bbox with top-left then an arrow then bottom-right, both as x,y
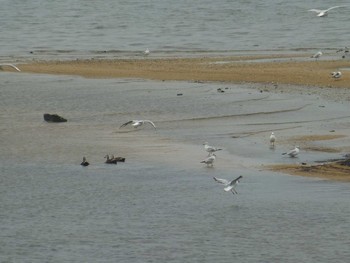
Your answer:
1,72 -> 350,262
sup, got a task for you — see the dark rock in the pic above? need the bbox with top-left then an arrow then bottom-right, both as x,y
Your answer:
43,113 -> 67,123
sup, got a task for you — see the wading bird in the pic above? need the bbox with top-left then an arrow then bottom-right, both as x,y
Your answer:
269,132 -> 276,147
282,146 -> 300,157
200,154 -> 216,167
80,157 -> 90,166
203,142 -> 222,156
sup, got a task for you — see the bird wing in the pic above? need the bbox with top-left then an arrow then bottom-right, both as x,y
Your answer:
120,120 -> 134,128
229,176 -> 242,186
0,63 -> 21,72
144,120 -> 156,129
326,6 -> 344,12
213,177 -> 229,185
308,9 -> 322,13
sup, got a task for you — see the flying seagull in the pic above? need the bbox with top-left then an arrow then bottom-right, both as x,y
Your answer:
269,132 -> 276,147
331,71 -> 342,79
120,120 -> 156,129
213,175 -> 243,195
282,146 -> 300,157
200,154 -> 216,167
203,142 -> 222,156
80,156 -> 90,167
308,6 -> 348,17
0,63 -> 21,72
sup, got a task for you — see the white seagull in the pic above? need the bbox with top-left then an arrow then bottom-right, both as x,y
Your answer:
331,71 -> 342,79
282,146 -> 300,157
120,120 -> 156,129
0,63 -> 21,72
200,154 -> 216,167
311,51 -> 322,60
203,142 -> 222,156
308,6 -> 348,17
213,175 -> 243,195
269,132 -> 276,147
143,48 -> 150,56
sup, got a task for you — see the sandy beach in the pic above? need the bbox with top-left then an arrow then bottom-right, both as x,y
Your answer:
5,54 -> 350,181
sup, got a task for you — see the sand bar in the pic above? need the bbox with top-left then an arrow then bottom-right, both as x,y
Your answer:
11,54 -> 350,88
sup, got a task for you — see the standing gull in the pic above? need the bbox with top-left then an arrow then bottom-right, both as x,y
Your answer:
269,132 -> 276,147
308,6 -> 348,17
120,120 -> 156,129
331,71 -> 342,79
311,51 -> 322,60
203,142 -> 222,156
200,154 -> 216,167
282,146 -> 300,157
213,175 -> 243,195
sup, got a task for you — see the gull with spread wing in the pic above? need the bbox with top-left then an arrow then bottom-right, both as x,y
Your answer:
213,175 -> 243,195
120,120 -> 156,129
308,5 -> 348,17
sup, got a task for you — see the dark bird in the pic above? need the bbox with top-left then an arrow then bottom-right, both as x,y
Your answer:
80,157 -> 90,166
110,155 -> 126,162
104,154 -> 118,164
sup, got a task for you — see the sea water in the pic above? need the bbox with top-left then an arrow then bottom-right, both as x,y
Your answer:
1,0 -> 350,60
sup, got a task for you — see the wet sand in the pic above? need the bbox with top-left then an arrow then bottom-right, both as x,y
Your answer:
5,54 -> 350,181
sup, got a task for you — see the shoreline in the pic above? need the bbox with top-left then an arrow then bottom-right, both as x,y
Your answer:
5,54 -> 350,181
